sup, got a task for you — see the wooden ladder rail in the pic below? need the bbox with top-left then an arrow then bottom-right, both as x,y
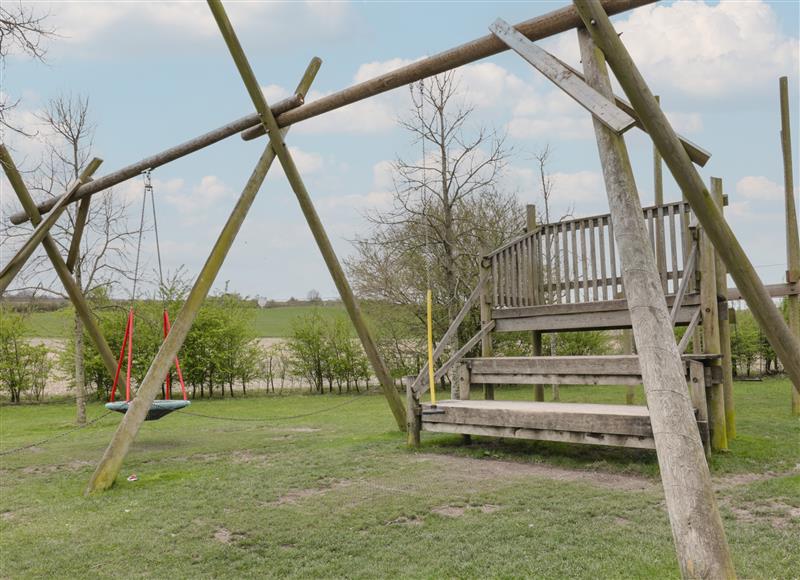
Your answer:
670,240 -> 698,325
410,269 -> 489,393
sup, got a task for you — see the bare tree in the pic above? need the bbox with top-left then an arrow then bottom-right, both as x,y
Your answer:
348,72 -> 520,350
2,94 -> 137,423
0,2 -> 56,135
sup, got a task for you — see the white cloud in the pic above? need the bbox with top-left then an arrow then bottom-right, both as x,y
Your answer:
37,2 -> 356,59
735,176 -> 784,201
664,111 -> 703,134
550,0 -> 798,98
163,175 -> 233,224
551,171 -> 605,202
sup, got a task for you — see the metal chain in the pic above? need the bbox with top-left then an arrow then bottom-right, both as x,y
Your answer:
0,410 -> 114,457
145,170 -> 166,301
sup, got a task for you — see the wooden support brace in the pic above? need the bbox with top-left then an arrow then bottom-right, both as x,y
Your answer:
206,0 -> 406,430
0,146 -> 118,379
405,377 -> 421,448
0,159 -> 102,294
85,58 -> 322,494
574,19 -> 734,579
677,308 -> 702,355
66,197 -> 91,273
433,322 -> 495,384
491,18 -> 636,134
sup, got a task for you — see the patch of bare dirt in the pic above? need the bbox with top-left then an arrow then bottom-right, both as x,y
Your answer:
269,478 -> 352,506
431,505 -> 466,518
414,454 -> 656,492
713,468 -> 799,489
231,450 -> 270,465
213,527 -> 245,544
20,459 -> 93,475
386,515 -> 424,526
724,499 -> 800,530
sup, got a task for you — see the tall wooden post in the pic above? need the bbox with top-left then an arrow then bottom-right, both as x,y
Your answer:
577,25 -> 735,579
711,177 -> 735,438
654,95 -> 667,291
480,252 -> 495,401
528,205 -> 545,401
699,220 -> 727,451
622,329 -> 635,404
575,0 -> 800,397
779,76 -> 800,415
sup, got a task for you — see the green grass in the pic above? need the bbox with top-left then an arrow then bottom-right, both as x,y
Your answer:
22,304 -> 353,339
23,309 -> 74,339
249,304 -> 351,338
1,379 -> 798,578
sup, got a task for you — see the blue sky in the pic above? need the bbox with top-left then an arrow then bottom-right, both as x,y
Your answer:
2,0 -> 799,301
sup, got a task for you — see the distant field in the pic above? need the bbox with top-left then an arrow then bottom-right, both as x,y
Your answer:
23,304 -> 355,339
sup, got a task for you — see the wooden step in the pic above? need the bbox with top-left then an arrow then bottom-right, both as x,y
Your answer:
491,294 -> 700,332
462,354 -> 721,386
420,399 -> 655,449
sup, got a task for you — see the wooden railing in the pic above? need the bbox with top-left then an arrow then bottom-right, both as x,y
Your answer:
487,200 -> 697,308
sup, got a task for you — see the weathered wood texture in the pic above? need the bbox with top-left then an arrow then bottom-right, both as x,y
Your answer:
489,200 -> 694,308
85,59 -> 322,494
8,96 -> 304,225
780,76 -> 800,415
711,178 -> 735,438
572,20 -> 735,579
576,1 -> 800,401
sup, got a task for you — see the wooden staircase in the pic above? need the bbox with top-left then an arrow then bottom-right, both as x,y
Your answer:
416,355 -> 718,451
406,200 -> 730,454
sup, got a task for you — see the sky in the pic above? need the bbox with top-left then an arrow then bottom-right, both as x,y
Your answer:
2,0 -> 799,301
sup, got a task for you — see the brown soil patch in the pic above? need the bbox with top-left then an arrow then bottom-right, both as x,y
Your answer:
431,505 -> 466,518
231,450 -> 270,465
21,459 -> 93,475
269,478 -> 352,506
213,527 -> 245,544
386,515 -> 424,526
415,454 -> 656,492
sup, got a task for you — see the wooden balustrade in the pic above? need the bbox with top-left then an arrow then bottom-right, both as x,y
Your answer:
488,200 -> 696,308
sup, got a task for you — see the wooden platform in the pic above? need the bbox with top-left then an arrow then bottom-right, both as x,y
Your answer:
420,399 -> 656,449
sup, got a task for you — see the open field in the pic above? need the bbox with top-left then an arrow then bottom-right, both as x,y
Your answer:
23,304 -> 356,339
1,378 -> 797,578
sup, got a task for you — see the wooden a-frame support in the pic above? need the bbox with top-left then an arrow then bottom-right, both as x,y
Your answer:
0,146 -> 119,380
574,0 -> 800,393
573,26 -> 735,577
85,59 -> 323,494
205,0 -> 406,430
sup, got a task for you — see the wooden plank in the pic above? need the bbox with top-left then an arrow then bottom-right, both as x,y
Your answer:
657,205 -> 668,292
562,222 -> 571,303
493,292 -> 701,318
726,282 -> 799,301
669,204 -> 679,294
580,220 -> 589,301
471,372 -> 644,386
421,399 -> 654,437
571,221 -> 580,303
491,18 -> 636,134
433,322 -> 495,383
467,354 -> 644,375
411,271 -> 488,392
608,218 -> 618,298
554,225 -> 562,303
589,221 -> 599,300
677,308 -> 702,354
670,243 -> 698,325
598,217 -> 608,300
421,422 -> 656,449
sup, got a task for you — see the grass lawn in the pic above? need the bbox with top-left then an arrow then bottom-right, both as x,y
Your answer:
24,304 -> 353,339
1,378 -> 797,578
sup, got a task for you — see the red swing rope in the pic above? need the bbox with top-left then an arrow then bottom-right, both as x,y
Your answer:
108,171 -> 188,403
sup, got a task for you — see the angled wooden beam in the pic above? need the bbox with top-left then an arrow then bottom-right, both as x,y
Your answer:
0,146 -> 118,378
65,197 -> 91,273
7,95 -> 303,225
0,158 -> 102,293
206,0 -> 407,431
670,242 -> 697,324
575,23 -> 734,579
85,58 -> 322,495
780,76 -> 800,416
677,308 -> 702,355
574,0 -> 800,395
491,17 -> 636,134
411,270 -> 488,392
432,322 -> 495,385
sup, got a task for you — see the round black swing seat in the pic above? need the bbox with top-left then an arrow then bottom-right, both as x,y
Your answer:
105,400 -> 190,421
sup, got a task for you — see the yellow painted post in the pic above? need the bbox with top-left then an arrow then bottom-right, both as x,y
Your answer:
426,289 -> 437,405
